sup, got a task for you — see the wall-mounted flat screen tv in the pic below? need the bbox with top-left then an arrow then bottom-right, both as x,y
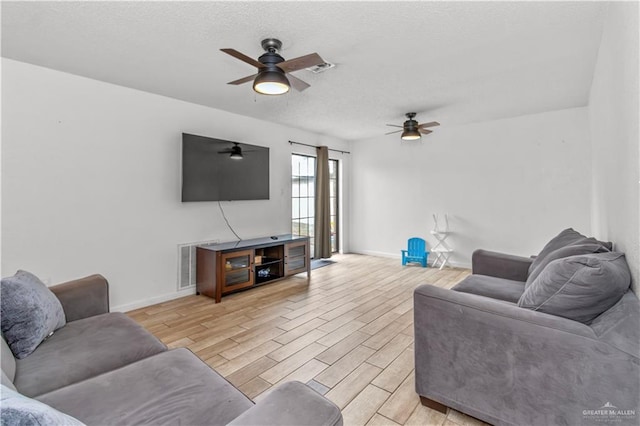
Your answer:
181,133 -> 270,202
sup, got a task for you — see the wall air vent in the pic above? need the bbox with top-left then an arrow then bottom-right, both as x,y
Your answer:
177,239 -> 219,290
306,62 -> 335,73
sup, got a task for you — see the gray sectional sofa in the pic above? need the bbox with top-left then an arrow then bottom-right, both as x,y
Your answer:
414,228 -> 639,426
1,274 -> 343,425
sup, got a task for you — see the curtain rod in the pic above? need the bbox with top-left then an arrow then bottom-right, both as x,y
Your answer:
289,140 -> 350,155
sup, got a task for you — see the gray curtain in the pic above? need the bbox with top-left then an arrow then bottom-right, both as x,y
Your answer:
314,146 -> 331,259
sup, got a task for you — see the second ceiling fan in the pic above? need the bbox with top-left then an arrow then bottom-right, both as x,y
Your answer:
217,142 -> 255,160
387,113 -> 440,140
221,38 -> 325,95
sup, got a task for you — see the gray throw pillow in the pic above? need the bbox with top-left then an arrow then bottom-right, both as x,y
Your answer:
528,228 -> 612,276
1,270 -> 66,359
525,243 -> 610,289
528,228 -> 588,275
519,252 -> 631,324
0,384 -> 85,425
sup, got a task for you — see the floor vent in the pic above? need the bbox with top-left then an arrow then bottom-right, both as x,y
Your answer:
178,240 -> 218,290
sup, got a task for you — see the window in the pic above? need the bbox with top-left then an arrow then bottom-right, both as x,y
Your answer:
292,154 -> 339,256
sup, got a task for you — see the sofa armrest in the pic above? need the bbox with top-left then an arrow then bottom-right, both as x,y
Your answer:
471,249 -> 533,281
413,284 -> 639,425
50,274 -> 109,322
590,291 -> 640,357
226,381 -> 343,426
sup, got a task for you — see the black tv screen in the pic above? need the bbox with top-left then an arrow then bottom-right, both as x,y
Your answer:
181,133 -> 270,202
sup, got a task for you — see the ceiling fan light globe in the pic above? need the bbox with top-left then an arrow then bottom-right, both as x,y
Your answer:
254,81 -> 290,95
253,70 -> 290,95
401,130 -> 421,140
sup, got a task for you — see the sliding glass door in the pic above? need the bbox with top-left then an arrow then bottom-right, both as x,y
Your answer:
292,154 -> 316,255
292,154 -> 339,256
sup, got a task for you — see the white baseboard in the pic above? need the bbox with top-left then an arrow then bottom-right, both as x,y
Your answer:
351,249 -> 401,259
348,249 -> 470,269
111,287 -> 197,313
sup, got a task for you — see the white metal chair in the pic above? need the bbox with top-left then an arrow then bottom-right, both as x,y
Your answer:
431,214 -> 453,270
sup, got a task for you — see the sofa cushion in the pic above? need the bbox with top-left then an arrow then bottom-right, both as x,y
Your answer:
14,312 -> 166,397
1,270 -> 66,359
0,384 -> 85,426
36,348 -> 253,426
529,229 -> 612,277
518,252 -> 631,324
525,243 -> 610,288
452,275 -> 525,303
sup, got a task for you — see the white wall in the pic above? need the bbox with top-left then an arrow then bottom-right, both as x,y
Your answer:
588,2 -> 639,292
349,107 -> 592,267
1,59 -> 350,310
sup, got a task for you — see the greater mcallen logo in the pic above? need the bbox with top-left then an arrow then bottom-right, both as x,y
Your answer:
583,402 -> 637,423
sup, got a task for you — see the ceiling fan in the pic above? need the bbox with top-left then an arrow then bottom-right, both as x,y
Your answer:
217,143 -> 254,160
386,113 -> 440,140
221,38 -> 325,95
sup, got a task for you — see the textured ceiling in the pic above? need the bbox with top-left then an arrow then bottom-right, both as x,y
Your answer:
1,1 -> 606,141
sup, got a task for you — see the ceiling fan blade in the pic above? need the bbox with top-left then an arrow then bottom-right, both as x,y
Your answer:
419,129 -> 433,135
220,48 -> 265,69
386,124 -> 403,128
227,73 -> 258,85
278,53 -> 324,73
217,150 -> 233,154
418,121 -> 440,129
288,74 -> 311,92
385,130 -> 403,135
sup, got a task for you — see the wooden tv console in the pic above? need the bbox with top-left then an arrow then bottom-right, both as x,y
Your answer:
196,234 -> 310,303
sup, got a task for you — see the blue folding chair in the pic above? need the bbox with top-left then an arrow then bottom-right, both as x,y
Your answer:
401,237 -> 429,267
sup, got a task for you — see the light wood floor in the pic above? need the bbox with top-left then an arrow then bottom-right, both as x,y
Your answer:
127,254 -> 487,426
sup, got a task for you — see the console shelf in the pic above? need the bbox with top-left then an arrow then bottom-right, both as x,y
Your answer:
196,234 -> 310,303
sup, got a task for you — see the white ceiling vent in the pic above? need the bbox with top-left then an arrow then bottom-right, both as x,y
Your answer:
306,62 -> 335,73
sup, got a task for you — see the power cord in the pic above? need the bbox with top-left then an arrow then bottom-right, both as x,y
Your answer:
218,201 -> 242,241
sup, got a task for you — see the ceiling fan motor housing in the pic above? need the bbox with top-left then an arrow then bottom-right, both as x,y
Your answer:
258,51 -> 285,68
259,38 -> 285,70
254,40 -> 289,94
404,112 -> 418,130
404,119 -> 419,131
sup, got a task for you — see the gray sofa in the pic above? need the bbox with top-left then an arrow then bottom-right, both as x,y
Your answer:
414,229 -> 639,426
1,274 -> 343,426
